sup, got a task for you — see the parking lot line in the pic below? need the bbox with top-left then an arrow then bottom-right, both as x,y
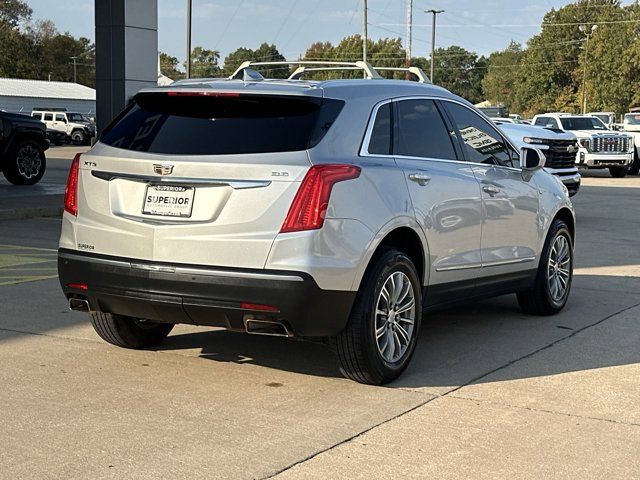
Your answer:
0,244 -> 58,286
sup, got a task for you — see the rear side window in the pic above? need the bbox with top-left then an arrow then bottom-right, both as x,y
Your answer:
100,93 -> 344,155
395,99 -> 457,160
43,113 -> 53,121
367,103 -> 392,155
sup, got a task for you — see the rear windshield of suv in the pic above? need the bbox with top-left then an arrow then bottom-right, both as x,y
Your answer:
100,92 -> 344,155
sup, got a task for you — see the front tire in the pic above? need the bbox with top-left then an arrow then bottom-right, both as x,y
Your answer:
609,166 -> 627,178
2,140 -> 46,185
517,219 -> 573,315
331,249 -> 422,385
629,149 -> 640,175
90,312 -> 173,349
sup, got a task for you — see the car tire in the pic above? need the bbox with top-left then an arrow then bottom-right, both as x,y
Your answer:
609,166 -> 627,178
71,130 -> 86,145
2,140 -> 46,185
331,249 -> 422,385
90,312 -> 174,349
629,149 -> 640,175
517,219 -> 573,315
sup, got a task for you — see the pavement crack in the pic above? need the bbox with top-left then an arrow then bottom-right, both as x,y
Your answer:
260,394 -> 440,480
449,394 -> 640,428
263,300 -> 640,478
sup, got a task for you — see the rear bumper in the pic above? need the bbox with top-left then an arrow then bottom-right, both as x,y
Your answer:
58,249 -> 355,337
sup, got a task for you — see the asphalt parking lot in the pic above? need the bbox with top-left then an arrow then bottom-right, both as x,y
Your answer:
1,161 -> 639,479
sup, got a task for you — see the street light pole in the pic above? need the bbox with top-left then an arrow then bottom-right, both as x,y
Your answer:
425,9 -> 444,82
363,0 -> 368,64
580,24 -> 598,114
186,0 -> 192,79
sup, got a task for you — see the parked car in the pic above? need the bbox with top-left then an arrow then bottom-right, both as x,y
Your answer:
620,111 -> 640,175
58,62 -> 575,385
587,111 -> 616,129
532,114 -> 633,177
31,108 -> 96,145
0,110 -> 48,184
498,123 -> 580,196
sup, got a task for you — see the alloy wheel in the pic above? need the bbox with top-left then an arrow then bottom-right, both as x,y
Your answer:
547,234 -> 571,303
16,145 -> 42,179
374,271 -> 416,363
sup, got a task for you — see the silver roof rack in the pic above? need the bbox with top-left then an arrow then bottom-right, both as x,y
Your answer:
372,66 -> 431,84
229,61 -> 382,81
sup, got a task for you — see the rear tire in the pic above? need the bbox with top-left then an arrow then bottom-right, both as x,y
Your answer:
90,312 -> 173,349
609,166 -> 627,178
71,130 -> 86,145
517,219 -> 573,315
331,249 -> 422,385
2,140 -> 46,185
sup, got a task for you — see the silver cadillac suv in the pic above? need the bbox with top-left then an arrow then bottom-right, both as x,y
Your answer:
58,62 -> 575,385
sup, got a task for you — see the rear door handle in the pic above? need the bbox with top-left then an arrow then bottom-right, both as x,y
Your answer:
483,185 -> 500,195
408,173 -> 431,186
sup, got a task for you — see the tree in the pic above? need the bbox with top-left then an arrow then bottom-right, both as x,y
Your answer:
223,47 -> 255,76
222,43 -> 286,78
431,46 -> 487,104
159,51 -> 182,80
482,42 -> 525,110
188,46 -> 221,78
0,0 -> 31,28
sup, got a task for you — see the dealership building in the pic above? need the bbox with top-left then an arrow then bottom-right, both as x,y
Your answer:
0,78 -> 96,116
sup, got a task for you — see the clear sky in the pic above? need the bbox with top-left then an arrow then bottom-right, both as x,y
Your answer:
24,0 -> 632,64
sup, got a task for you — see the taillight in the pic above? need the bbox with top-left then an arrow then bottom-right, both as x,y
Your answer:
281,164 -> 361,233
64,153 -> 81,216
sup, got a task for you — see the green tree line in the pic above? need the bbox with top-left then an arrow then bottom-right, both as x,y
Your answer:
3,0 -> 640,116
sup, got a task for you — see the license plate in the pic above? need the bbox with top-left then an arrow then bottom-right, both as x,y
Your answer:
142,185 -> 195,217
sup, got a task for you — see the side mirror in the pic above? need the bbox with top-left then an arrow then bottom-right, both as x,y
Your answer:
520,147 -> 546,170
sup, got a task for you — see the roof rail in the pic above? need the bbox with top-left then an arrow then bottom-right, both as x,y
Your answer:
372,66 -> 431,84
229,61 -> 382,80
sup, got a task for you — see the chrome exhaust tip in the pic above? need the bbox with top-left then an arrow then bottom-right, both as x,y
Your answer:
244,318 -> 292,337
69,298 -> 91,312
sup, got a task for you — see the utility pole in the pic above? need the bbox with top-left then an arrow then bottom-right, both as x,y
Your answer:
580,24 -> 598,114
70,56 -> 79,83
186,0 -> 192,78
425,9 -> 444,82
363,0 -> 368,64
405,0 -> 413,79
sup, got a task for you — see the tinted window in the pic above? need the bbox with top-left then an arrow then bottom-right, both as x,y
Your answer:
31,113 -> 41,119
368,103 -> 392,155
55,114 -> 65,122
561,117 -> 607,131
445,102 -> 517,168
43,113 -> 53,121
100,93 -> 344,155
396,99 -> 456,159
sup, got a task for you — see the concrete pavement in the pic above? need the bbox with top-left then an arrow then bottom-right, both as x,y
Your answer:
0,145 -> 87,219
0,174 -> 639,479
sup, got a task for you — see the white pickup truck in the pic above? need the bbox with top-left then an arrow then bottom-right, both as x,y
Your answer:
497,122 -> 580,196
532,114 -> 633,178
620,112 -> 640,175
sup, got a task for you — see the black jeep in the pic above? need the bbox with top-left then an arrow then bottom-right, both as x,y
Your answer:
1,111 -> 48,185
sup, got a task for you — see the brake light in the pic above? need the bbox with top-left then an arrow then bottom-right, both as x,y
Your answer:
167,91 -> 240,97
64,153 -> 81,216
66,282 -> 88,291
281,164 -> 361,233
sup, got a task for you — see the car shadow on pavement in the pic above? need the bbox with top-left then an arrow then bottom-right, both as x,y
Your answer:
153,272 -> 640,388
